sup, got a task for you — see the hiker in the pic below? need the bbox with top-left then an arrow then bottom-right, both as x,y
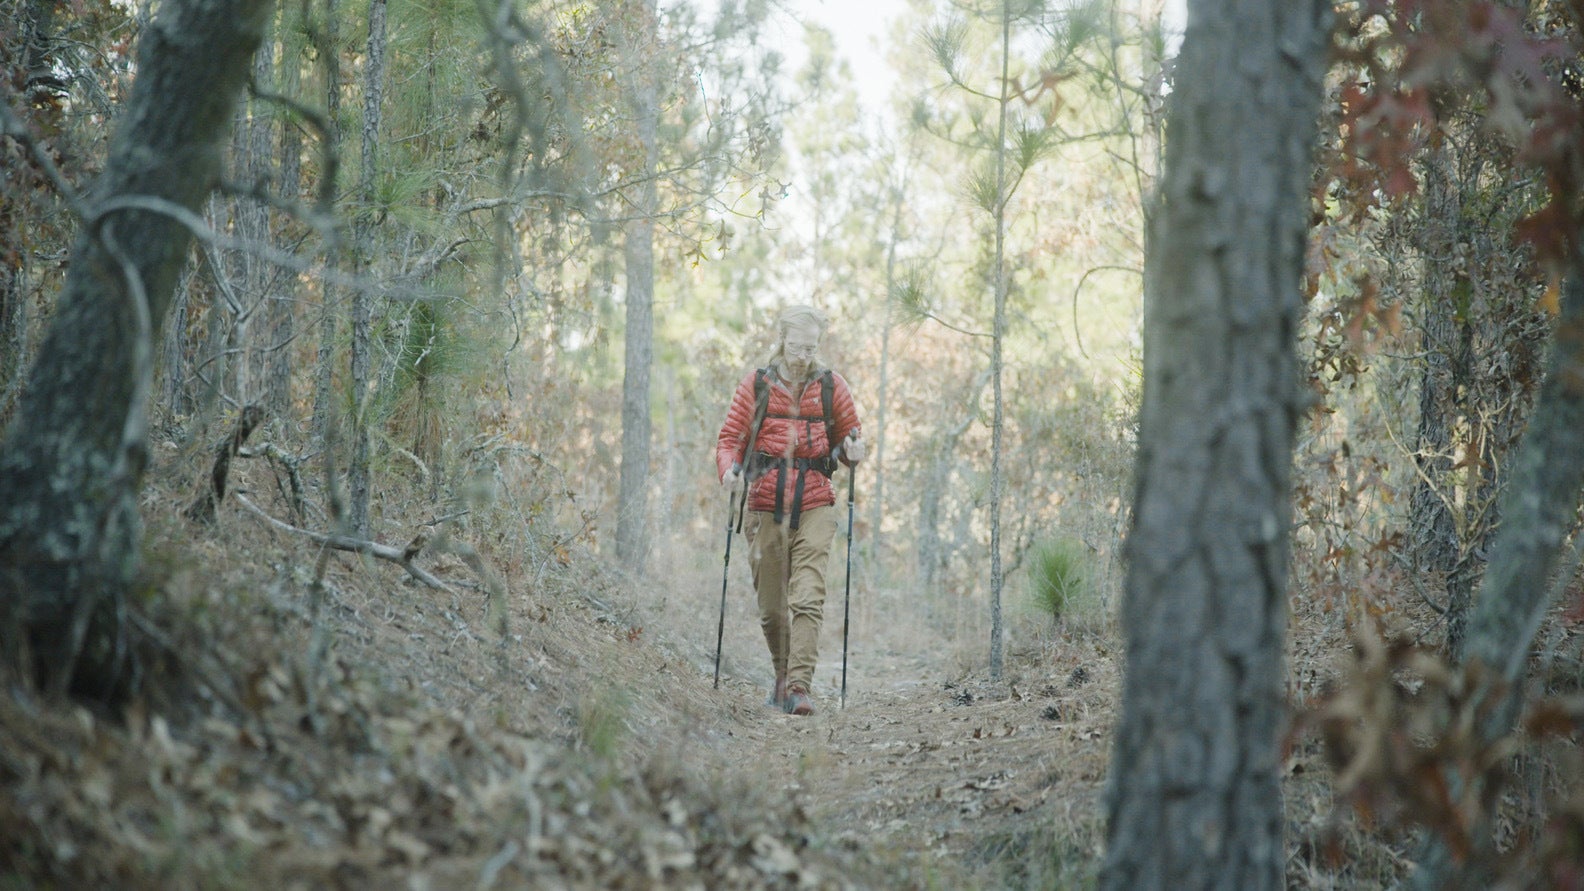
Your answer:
716,305 -> 864,716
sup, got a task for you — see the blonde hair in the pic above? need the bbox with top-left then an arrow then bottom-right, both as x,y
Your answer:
763,304 -> 830,371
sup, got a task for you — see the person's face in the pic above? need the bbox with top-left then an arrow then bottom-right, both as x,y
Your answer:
782,324 -> 821,378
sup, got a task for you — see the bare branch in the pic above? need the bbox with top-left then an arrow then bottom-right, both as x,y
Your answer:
234,493 -> 456,593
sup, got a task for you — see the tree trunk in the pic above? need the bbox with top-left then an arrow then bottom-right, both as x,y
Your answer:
917,443 -> 946,599
1409,148 -> 1478,655
1137,0 -> 1167,195
267,13 -> 303,416
1408,254 -> 1584,888
311,0 -> 341,453
229,43 -> 275,406
987,0 -> 1010,683
615,0 -> 659,570
1100,1 -> 1329,887
348,0 -> 386,537
917,370 -> 983,601
0,263 -> 22,433
1,0 -> 65,430
159,262 -> 197,420
870,162 -> 908,582
0,0 -> 272,698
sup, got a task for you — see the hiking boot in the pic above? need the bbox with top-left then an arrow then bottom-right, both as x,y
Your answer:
766,675 -> 788,710
784,683 -> 814,716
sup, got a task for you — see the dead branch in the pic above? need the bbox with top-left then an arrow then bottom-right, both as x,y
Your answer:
186,404 -> 265,524
234,493 -> 455,593
239,441 -> 308,524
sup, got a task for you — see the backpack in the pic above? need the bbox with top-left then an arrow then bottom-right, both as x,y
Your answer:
738,367 -> 839,530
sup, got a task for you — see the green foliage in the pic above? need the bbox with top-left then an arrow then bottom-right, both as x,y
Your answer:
373,167 -> 444,229
970,820 -> 1100,889
968,161 -> 1002,213
889,261 -> 945,338
1028,536 -> 1090,624
922,18 -> 970,86
575,685 -> 630,762
1013,120 -> 1054,173
1046,0 -> 1107,57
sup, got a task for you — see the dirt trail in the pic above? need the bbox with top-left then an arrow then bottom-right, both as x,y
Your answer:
701,630 -> 1118,884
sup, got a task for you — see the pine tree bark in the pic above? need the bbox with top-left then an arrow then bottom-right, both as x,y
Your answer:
615,0 -> 658,570
1100,1 -> 1329,887
0,0 -> 272,697
348,0 -> 386,538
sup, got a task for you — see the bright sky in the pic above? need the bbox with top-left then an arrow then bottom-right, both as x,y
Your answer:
782,0 -> 1187,119
773,0 -> 905,116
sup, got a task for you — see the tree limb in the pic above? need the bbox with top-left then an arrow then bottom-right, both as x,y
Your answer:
233,493 -> 455,593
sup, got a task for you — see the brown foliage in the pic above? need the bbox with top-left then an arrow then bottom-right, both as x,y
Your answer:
1296,626 -> 1584,886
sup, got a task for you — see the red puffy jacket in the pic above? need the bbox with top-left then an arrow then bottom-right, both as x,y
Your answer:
716,366 -> 862,516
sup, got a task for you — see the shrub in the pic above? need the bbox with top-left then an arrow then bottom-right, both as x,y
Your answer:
1028,537 -> 1091,624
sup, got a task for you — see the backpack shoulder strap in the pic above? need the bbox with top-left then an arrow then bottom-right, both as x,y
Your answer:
820,370 -> 837,455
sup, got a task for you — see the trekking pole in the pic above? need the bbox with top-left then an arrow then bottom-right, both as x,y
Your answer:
840,465 -> 856,708
714,485 -> 738,690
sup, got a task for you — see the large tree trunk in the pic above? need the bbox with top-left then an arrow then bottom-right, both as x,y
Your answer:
615,0 -> 658,570
0,0 -> 272,698
1100,1 -> 1329,887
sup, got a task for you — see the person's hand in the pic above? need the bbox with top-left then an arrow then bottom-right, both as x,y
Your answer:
722,463 -> 743,491
841,433 -> 864,464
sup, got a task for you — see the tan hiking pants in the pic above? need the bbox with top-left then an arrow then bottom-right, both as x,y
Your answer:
744,506 -> 837,691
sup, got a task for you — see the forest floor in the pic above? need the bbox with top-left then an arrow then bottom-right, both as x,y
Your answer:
0,449 -> 1126,890
1,448 -> 1399,889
